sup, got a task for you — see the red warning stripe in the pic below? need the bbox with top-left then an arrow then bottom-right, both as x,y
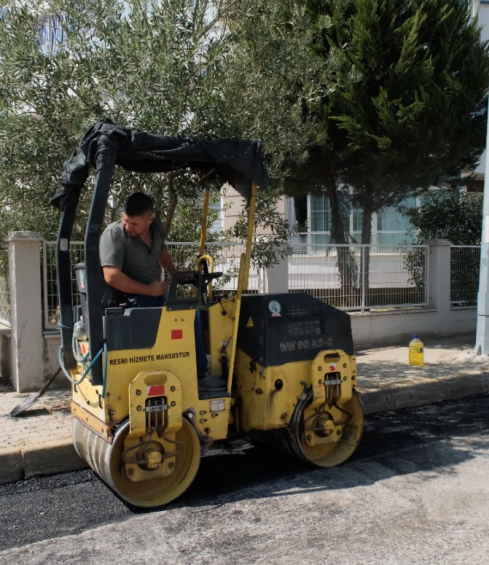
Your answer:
171,329 -> 183,340
147,385 -> 165,397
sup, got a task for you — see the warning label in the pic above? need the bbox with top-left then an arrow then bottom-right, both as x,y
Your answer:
246,317 -> 254,328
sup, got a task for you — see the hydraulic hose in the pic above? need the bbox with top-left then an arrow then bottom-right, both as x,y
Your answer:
72,332 -> 89,364
101,341 -> 108,399
58,345 -> 103,386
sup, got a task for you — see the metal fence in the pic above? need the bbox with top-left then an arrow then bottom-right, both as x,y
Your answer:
41,240 -> 484,324
42,241 -> 264,329
165,242 -> 266,292
43,241 -> 85,330
0,276 -> 10,325
450,245 -> 481,307
289,244 -> 429,311
42,241 -> 432,326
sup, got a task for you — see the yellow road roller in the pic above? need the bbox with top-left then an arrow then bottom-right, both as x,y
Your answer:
50,120 -> 363,508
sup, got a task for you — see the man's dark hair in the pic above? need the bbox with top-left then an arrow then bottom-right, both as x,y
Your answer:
124,192 -> 154,217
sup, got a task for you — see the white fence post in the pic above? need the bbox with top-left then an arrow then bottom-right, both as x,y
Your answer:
8,231 -> 44,392
423,239 -> 452,316
266,245 -> 289,294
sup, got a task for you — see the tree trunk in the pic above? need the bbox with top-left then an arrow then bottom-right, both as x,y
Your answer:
164,176 -> 178,237
326,176 -> 358,307
360,204 -> 374,308
326,176 -> 347,245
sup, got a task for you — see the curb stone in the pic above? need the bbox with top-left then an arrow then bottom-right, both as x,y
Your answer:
0,442 -> 87,485
0,448 -> 23,484
358,372 -> 489,415
23,441 -> 87,480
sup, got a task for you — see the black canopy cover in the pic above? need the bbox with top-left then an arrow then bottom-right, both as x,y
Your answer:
50,119 -> 269,210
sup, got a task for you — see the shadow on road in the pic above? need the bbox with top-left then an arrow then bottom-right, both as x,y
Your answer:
140,393 -> 489,513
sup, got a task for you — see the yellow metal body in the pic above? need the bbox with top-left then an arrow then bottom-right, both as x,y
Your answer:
72,302 -> 358,479
72,306 -> 231,448
234,348 -> 357,436
195,254 -> 215,296
124,370 -> 182,482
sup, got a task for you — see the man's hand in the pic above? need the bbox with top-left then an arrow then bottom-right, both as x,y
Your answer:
147,280 -> 168,297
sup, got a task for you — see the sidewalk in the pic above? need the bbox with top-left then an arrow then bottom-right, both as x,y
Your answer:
1,333 -> 487,485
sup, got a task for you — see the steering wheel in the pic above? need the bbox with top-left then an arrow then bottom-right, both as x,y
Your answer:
177,272 -> 223,293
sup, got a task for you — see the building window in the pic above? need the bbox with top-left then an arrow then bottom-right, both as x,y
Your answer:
288,193 -> 419,248
376,196 -> 416,245
38,14 -> 68,54
310,195 -> 331,232
307,195 -> 330,245
208,194 -> 223,233
352,207 -> 363,233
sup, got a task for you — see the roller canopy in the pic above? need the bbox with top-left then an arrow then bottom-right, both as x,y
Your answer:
50,119 -> 270,210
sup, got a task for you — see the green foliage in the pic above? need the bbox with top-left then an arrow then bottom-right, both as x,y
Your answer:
167,189 -> 223,243
404,189 -> 483,245
0,0 -> 318,277
284,0 -> 489,243
228,189 -> 298,269
222,0 -> 323,183
220,0 -> 330,264
0,0 -> 233,264
402,189 -> 483,305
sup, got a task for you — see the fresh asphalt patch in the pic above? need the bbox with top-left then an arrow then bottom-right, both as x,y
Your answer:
1,393 -> 489,552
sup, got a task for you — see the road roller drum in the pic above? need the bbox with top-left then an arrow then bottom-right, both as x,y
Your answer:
73,417 -> 201,507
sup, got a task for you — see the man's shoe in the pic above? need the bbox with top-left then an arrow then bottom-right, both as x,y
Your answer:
198,374 -> 227,391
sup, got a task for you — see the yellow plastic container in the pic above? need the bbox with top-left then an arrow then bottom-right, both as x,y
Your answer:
409,333 -> 424,366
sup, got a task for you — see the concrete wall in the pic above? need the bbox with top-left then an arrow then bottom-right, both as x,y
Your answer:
351,308 -> 476,349
8,232 -> 45,391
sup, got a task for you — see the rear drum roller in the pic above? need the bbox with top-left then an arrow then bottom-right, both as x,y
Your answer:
73,417 -> 201,508
295,391 -> 363,466
253,391 -> 363,468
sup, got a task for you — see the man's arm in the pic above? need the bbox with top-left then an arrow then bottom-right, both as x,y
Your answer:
103,266 -> 167,296
159,247 -> 176,276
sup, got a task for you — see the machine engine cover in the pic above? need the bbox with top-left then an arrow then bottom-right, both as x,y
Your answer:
237,293 -> 353,366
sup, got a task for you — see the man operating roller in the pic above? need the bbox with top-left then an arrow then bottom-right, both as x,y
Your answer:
99,191 -> 225,391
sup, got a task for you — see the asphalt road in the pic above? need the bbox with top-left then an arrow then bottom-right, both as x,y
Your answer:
1,395 -> 489,564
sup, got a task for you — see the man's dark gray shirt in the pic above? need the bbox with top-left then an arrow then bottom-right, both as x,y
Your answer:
100,218 -> 166,285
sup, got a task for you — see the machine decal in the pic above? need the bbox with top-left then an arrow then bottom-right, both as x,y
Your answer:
171,329 -> 183,339
246,317 -> 254,328
210,399 -> 225,412
147,385 -> 165,396
280,338 -> 327,353
328,363 -> 337,371
269,300 -> 281,317
109,351 -> 191,365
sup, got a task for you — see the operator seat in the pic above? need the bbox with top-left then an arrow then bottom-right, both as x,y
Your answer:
75,262 -> 127,313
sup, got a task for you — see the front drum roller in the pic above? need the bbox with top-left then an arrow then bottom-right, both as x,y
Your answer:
253,391 -> 363,467
73,417 -> 201,508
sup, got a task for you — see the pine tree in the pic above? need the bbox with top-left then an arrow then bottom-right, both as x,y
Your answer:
289,0 -> 489,244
